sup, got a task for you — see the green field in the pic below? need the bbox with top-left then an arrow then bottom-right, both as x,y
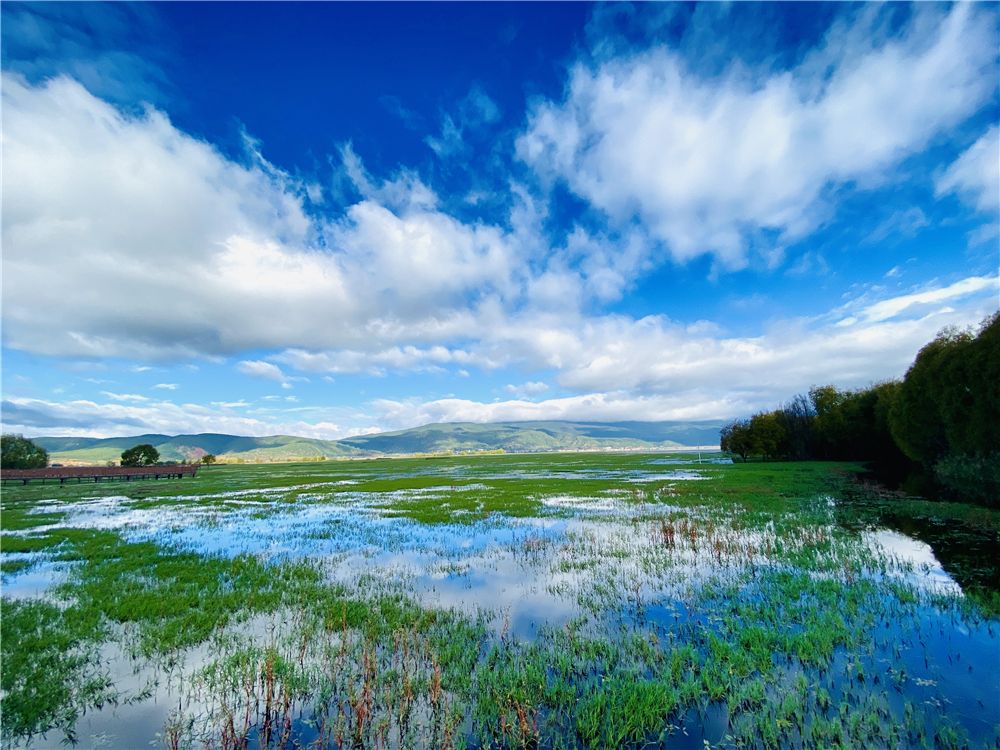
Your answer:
1,453 -> 998,749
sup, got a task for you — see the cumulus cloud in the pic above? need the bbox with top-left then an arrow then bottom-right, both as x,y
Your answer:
273,275 -> 996,423
1,75 -> 524,360
330,197 -> 518,315
2,74 -> 314,358
5,25 -> 992,372
2,274 -> 993,438
519,4 -> 997,269
2,7 -> 997,442
362,281 -> 996,432
369,392 -> 742,430
449,278 -> 992,398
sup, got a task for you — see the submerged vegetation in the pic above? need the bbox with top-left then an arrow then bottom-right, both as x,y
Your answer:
1,453 -> 998,748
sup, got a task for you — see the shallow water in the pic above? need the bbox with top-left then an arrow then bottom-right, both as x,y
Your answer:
866,529 -> 962,594
2,455 -> 998,749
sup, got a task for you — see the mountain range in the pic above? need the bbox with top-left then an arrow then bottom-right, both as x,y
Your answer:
31,420 -> 724,465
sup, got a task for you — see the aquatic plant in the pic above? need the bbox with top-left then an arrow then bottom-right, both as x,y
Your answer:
0,453 -> 997,748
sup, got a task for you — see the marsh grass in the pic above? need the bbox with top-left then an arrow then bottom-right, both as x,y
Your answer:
1,453 -> 998,748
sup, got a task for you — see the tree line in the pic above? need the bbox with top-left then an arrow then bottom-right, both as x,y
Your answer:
1,438 -> 217,469
721,313 -> 999,506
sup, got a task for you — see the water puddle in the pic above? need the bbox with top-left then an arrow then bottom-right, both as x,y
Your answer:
647,456 -> 733,466
626,470 -> 708,482
866,529 -> 963,594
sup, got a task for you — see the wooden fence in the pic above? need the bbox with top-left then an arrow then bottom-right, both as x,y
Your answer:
1,465 -> 200,485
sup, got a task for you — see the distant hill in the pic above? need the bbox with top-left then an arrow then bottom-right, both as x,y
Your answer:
338,420 -> 723,454
31,420 -> 723,465
33,433 -> 364,465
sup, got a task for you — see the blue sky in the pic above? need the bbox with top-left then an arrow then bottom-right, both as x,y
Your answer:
2,2 -> 998,439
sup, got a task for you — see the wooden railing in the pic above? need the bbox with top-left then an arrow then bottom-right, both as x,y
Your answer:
1,465 -> 200,485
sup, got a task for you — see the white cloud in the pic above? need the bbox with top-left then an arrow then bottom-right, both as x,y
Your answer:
1,395 -> 357,440
503,381 -> 550,398
519,4 -> 996,269
275,345 -> 496,376
2,74 -> 313,358
519,276 -> 996,395
364,281 -> 996,432
856,275 -> 998,323
331,198 -> 518,312
237,360 -> 288,383
369,392 -> 741,430
1,75 -> 525,360
425,115 -> 464,158
100,391 -> 148,402
7,44 -> 988,378
936,125 -> 1000,214
2,275 -> 994,438
274,276 -> 996,419
2,13 -> 997,443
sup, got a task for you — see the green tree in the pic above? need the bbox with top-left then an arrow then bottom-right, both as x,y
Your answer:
775,394 -> 815,460
900,314 -> 1000,505
889,328 -> 966,464
720,419 -> 753,462
748,412 -> 787,461
120,444 -> 159,467
0,435 -> 48,469
938,313 -> 999,456
866,381 -> 911,470
201,454 -> 217,466
810,385 -> 850,459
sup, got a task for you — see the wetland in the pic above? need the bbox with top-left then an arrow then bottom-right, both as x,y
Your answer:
1,453 -> 998,749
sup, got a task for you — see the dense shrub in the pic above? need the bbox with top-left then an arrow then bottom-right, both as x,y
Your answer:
933,453 -> 1000,508
1,435 -> 48,469
120,444 -> 160,467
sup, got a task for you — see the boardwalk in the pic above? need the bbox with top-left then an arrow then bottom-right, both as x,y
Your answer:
2,465 -> 199,485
